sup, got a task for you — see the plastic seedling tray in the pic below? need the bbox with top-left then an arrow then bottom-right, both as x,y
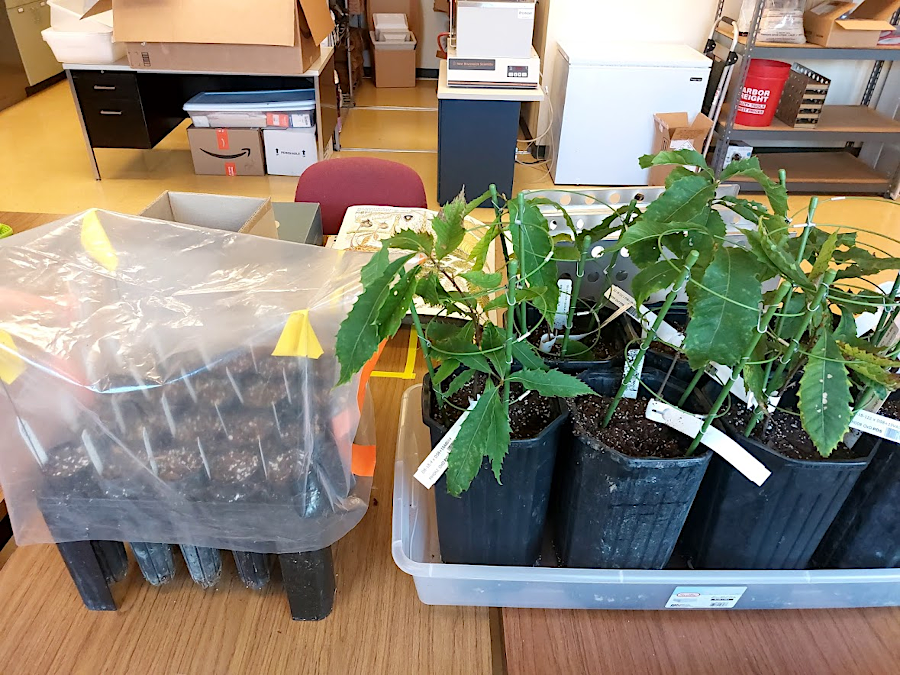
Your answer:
392,385 -> 900,610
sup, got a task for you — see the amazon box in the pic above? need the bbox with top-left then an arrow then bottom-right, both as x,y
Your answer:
140,191 -> 278,239
187,126 -> 265,176
804,0 -> 900,48
114,0 -> 334,75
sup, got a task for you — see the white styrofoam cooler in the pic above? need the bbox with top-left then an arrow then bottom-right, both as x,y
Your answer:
41,27 -> 123,65
550,42 -> 711,186
393,385 -> 900,610
184,90 -> 316,129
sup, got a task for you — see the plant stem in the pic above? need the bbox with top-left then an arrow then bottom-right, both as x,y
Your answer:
515,192 -> 528,332
684,279 -> 796,455
410,303 -> 446,424
490,184 -> 512,266
873,271 -> 900,345
603,250 -> 699,428
561,235 -> 591,357
504,259 -> 519,412
677,368 -> 705,408
745,268 -> 838,437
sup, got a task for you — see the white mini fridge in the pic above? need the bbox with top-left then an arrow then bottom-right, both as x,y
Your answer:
550,42 -> 711,186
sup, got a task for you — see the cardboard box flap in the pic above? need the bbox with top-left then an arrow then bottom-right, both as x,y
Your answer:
112,0 -> 298,47
836,18 -> 897,31
299,0 -> 336,45
75,0 -> 113,20
849,0 -> 900,22
655,113 -> 690,134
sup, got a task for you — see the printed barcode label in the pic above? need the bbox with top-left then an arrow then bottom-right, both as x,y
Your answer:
665,586 -> 746,609
849,410 -> 900,444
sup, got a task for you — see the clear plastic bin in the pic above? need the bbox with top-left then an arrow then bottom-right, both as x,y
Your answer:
392,385 -> 900,610
41,26 -> 124,65
183,90 -> 316,129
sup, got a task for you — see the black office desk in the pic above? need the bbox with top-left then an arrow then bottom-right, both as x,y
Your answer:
64,46 -> 338,180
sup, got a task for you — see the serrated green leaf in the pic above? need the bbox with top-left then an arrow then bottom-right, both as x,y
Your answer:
833,309 -> 864,348
684,247 -> 763,370
553,244 -> 581,261
376,270 -> 418,340
643,175 -> 718,224
526,197 -> 575,234
509,368 -> 597,398
416,272 -> 467,311
336,253 -> 415,384
741,228 -> 814,291
639,149 -> 711,172
798,327 -> 853,457
718,195 -> 769,225
778,291 -> 808,343
426,321 -> 493,374
810,230 -> 840,279
445,368 -> 477,397
433,193 -> 468,260
447,383 -> 509,494
760,213 -> 790,245
509,200 -> 559,324
665,166 -> 697,189
360,245 -> 390,287
433,358 -> 460,386
462,270 -> 502,290
743,338 -> 770,413
632,259 -> 682,309
837,341 -> 900,369
384,228 -> 434,254
604,219 -> 701,257
720,157 -> 788,217
683,207 -> 727,271
469,221 -> 500,271
845,361 -> 900,390
561,339 -> 593,359
482,322 -> 508,376
511,339 -> 549,371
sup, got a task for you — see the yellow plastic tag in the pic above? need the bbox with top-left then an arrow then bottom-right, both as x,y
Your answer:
81,209 -> 119,272
0,330 -> 25,385
272,310 -> 323,359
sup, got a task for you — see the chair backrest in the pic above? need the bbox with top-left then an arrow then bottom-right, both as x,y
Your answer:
294,157 -> 428,235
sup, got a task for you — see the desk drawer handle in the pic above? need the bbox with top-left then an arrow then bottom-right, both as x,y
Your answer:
100,110 -> 123,116
93,85 -> 117,91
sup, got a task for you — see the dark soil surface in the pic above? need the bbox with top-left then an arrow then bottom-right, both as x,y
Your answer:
724,405 -> 867,461
568,395 -> 695,459
878,400 -> 900,421
435,373 -> 557,440
526,316 -> 621,361
650,341 -> 680,357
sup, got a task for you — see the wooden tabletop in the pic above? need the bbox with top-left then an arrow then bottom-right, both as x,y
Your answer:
0,212 -> 492,675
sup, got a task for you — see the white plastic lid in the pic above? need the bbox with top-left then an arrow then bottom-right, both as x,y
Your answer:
183,89 -> 316,112
558,42 -> 711,68
373,13 -> 408,28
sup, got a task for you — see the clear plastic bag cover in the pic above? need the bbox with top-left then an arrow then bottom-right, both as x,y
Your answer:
739,0 -> 807,44
0,210 -> 376,553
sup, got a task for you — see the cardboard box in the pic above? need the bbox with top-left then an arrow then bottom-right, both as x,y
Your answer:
370,31 -> 417,88
113,0 -> 334,75
648,113 -> 714,186
263,127 -> 318,176
187,126 -> 265,176
804,0 -> 899,49
368,0 -> 422,64
140,191 -> 278,239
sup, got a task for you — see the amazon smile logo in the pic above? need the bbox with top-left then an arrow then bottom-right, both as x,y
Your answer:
201,147 -> 253,160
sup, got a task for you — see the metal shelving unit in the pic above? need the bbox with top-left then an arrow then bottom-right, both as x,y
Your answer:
710,0 -> 900,196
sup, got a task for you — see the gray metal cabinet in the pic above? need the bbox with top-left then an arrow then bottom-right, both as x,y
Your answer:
6,0 -> 61,86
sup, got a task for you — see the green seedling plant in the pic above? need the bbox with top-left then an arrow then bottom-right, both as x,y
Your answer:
616,150 -> 900,457
335,188 -> 596,495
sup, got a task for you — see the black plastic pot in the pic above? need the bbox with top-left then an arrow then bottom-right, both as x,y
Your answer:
422,376 -> 567,566
683,391 -> 875,570
523,306 -> 626,375
553,368 -> 711,569
812,431 -> 896,569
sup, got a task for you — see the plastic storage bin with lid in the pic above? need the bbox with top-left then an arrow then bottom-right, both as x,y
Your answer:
373,13 -> 409,42
184,90 -> 317,129
41,0 -> 123,65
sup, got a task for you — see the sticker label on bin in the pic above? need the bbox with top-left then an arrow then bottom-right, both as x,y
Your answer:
666,586 -> 746,609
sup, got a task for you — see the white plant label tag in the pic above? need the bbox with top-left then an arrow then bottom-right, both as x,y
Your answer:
605,285 -> 683,347
414,398 -> 478,489
849,410 -> 900,444
645,399 -> 771,486
554,279 -> 573,330
623,349 -> 644,399
665,586 -> 746,609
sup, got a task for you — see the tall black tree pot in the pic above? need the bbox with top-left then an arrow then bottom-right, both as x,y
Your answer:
684,387 -> 875,570
553,367 -> 711,569
422,376 -> 567,566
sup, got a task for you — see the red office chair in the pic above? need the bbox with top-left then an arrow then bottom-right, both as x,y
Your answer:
294,157 -> 428,236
